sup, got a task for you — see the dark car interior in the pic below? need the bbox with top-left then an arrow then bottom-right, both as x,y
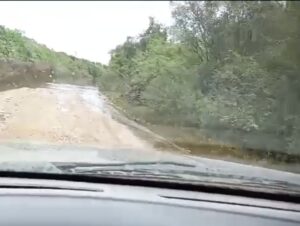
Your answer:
0,172 -> 299,226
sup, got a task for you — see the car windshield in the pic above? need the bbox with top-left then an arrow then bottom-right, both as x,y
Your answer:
0,1 -> 299,194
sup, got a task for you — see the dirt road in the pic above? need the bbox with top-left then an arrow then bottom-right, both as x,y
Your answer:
0,83 -> 151,149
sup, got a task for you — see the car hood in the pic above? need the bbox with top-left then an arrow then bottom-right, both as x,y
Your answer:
0,141 -> 300,193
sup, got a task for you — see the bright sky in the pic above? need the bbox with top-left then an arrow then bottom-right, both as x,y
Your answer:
0,1 -> 173,64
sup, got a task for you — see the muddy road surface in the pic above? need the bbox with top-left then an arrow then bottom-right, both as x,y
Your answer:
1,83 -> 299,177
0,83 -> 152,150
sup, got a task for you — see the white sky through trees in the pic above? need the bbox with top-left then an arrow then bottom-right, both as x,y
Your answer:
0,1 -> 173,64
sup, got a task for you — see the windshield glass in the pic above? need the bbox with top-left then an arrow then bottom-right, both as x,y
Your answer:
0,1 -> 299,194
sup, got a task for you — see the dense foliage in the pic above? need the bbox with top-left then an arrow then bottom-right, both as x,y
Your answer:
102,1 -> 300,155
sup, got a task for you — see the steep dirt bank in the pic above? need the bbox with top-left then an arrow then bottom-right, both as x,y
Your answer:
0,60 -> 54,91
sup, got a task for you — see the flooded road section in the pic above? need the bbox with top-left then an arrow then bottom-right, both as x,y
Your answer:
0,83 -> 151,149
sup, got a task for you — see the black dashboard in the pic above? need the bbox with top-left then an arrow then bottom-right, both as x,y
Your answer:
0,177 -> 299,226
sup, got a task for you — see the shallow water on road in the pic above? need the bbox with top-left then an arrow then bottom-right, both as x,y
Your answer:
47,83 -> 108,114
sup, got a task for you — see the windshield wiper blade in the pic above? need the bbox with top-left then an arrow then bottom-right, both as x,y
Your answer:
53,161 -> 195,172
52,161 -> 300,194
53,161 -> 266,185
53,161 -> 196,180
77,168 -> 184,180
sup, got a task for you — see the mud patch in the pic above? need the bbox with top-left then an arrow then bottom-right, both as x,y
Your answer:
0,83 -> 151,150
